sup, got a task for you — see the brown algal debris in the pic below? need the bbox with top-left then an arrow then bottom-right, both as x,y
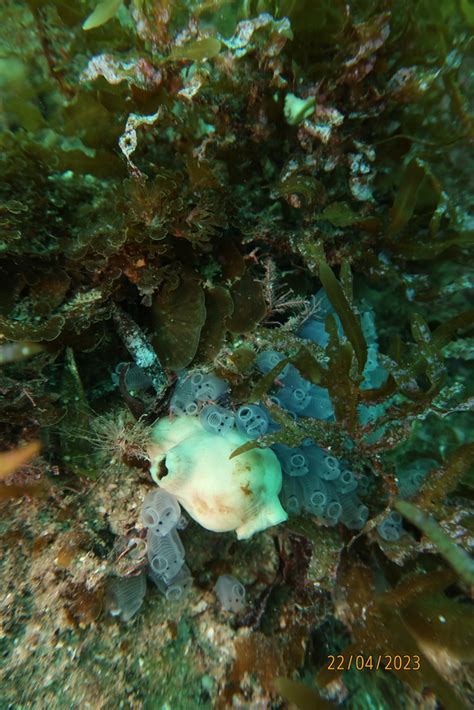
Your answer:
220,621 -> 308,704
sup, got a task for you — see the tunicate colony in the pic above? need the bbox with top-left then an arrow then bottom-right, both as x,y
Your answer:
110,485 -> 247,620
166,289 -> 382,534
109,289 -> 437,619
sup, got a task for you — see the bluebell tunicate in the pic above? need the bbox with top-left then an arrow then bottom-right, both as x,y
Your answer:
397,458 -> 437,499
215,574 -> 246,613
236,404 -> 270,438
256,350 -> 288,375
149,563 -> 193,601
299,473 -> 329,514
303,444 -> 340,481
298,319 -> 330,347
108,571 -> 147,622
175,513 -> 189,530
340,495 -> 369,529
272,445 -> 309,477
169,375 -> 196,415
279,475 -> 304,515
338,469 -> 358,495
141,488 -> 181,536
200,404 -> 236,435
301,386 -> 335,420
147,527 -> 185,582
324,500 -> 342,525
277,444 -> 368,530
113,362 -> 154,392
377,510 -> 403,541
193,372 -> 229,401
139,487 -> 193,608
278,385 -> 312,415
278,364 -> 312,391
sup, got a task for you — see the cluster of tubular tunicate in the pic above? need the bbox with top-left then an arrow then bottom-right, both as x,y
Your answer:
166,364 -> 294,437
277,441 -> 368,530
108,571 -> 147,622
140,488 -> 192,602
377,510 -> 404,541
299,295 -> 387,392
290,290 -> 387,495
169,370 -> 276,441
255,352 -> 334,421
170,371 -> 230,415
161,290 -> 386,534
254,305 -> 371,530
397,458 -> 437,499
215,574 -> 246,613
296,290 -> 388,425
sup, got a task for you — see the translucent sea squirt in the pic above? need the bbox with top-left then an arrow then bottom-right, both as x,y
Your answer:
148,417 -> 287,540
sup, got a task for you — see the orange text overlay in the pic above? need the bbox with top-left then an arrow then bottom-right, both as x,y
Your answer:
327,654 -> 421,671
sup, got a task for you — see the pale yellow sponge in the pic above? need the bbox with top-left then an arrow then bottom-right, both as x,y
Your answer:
148,416 -> 287,540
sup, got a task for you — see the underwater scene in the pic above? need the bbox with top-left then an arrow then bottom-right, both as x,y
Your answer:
1,1 -> 473,708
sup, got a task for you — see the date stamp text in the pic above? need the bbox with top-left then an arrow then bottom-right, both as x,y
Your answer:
327,654 -> 421,671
